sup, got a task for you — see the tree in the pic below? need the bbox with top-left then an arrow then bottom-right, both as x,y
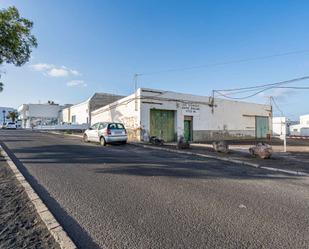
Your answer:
6,111 -> 18,122
0,6 -> 37,91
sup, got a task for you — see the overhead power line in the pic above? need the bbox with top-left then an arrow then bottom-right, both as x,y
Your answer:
271,96 -> 284,116
213,75 -> 309,100
137,49 -> 309,76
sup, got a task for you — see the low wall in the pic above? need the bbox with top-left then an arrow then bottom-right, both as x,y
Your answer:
193,130 -> 256,142
34,124 -> 89,131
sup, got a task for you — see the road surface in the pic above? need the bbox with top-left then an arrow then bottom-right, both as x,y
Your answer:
1,130 -> 309,249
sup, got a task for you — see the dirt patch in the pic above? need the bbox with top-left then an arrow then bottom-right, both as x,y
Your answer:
0,157 -> 60,249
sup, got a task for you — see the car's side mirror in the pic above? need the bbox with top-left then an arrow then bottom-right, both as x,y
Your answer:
88,127 -> 93,130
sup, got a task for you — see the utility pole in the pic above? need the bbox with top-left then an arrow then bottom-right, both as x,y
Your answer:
211,90 -> 215,114
269,96 -> 273,141
270,96 -> 286,152
134,74 -> 140,111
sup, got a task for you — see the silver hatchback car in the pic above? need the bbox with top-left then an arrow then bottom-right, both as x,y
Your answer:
83,122 -> 128,146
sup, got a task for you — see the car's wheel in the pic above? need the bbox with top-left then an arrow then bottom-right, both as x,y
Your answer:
122,140 -> 127,145
83,134 -> 89,143
100,136 -> 106,146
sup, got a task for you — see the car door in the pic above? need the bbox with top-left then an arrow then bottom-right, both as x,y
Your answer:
88,123 -> 99,141
98,123 -> 107,142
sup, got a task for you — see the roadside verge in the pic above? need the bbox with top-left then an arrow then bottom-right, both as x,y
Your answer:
0,145 -> 77,249
132,143 -> 309,177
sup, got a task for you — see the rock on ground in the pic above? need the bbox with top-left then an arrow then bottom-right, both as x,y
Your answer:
249,143 -> 273,159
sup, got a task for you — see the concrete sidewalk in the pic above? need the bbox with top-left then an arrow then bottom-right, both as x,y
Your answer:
140,142 -> 309,176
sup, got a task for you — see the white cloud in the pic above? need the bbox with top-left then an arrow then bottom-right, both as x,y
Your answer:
48,68 -> 70,77
30,63 -> 81,78
259,88 -> 297,101
66,80 -> 87,87
30,63 -> 52,71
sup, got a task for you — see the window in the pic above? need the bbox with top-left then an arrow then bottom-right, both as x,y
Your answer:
99,123 -> 107,130
71,115 -> 76,123
108,123 -> 125,129
91,123 -> 99,130
117,123 -> 125,129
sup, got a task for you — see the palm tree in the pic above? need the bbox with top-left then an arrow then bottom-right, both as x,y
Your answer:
7,111 -> 18,122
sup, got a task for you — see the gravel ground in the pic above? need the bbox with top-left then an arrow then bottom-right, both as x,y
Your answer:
0,156 -> 60,249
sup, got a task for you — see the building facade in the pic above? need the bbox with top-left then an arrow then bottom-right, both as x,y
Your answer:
272,117 -> 289,137
289,114 -> 309,136
18,102 -> 61,129
60,93 -> 123,125
91,88 -> 272,142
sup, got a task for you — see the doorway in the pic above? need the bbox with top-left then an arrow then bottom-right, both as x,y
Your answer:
150,109 -> 175,142
255,116 -> 269,139
184,116 -> 193,142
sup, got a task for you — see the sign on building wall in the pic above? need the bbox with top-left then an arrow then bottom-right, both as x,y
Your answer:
181,102 -> 200,116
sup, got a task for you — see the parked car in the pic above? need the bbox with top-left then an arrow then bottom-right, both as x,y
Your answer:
5,122 -> 17,129
83,122 -> 127,146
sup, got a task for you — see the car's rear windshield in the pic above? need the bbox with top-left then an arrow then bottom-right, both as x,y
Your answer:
8,122 -> 15,125
108,123 -> 125,129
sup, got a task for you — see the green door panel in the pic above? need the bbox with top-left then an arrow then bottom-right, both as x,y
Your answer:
150,109 -> 175,142
184,120 -> 192,141
256,116 -> 269,139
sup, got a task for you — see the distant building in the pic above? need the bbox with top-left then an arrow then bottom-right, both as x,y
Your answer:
59,93 -> 124,125
0,107 -> 16,124
91,88 -> 272,142
290,114 -> 309,136
18,101 -> 61,128
272,117 -> 290,137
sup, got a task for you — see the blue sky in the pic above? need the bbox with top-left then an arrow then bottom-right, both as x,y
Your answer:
1,0 -> 309,120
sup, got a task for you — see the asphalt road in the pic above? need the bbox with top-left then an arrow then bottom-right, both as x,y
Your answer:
1,130 -> 309,249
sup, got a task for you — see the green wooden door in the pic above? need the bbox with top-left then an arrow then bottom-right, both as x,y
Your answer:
150,109 -> 175,142
184,120 -> 192,141
256,116 -> 269,139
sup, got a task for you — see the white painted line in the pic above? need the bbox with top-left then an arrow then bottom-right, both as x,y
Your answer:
0,145 -> 77,249
133,143 -> 309,177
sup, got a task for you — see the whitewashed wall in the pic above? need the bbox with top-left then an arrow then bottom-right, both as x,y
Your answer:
91,92 -> 141,140
18,104 -> 61,128
18,104 -> 60,119
140,88 -> 271,141
300,115 -> 309,125
61,107 -> 70,123
272,117 -> 288,136
91,88 -> 272,142
69,101 -> 89,124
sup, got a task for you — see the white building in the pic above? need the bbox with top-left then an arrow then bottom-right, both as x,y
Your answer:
18,102 -> 61,129
0,106 -> 16,124
272,117 -> 289,137
60,93 -> 123,125
290,114 -> 309,136
91,88 -> 272,142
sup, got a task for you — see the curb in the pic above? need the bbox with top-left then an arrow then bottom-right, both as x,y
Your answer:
132,143 -> 309,177
44,131 -> 83,139
0,145 -> 77,249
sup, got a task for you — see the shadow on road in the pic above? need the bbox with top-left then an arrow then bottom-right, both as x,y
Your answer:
3,142 -> 299,181
0,142 -> 101,249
